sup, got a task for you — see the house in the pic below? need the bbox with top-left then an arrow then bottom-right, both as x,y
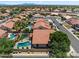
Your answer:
51,12 -> 59,15
5,9 -> 11,13
33,14 -> 45,18
66,18 -> 79,30
73,8 -> 79,13
11,18 -> 21,22
2,13 -> 9,16
67,18 -> 79,25
33,19 -> 51,29
53,9 -> 60,12
31,18 -> 53,48
63,15 -> 72,19
66,9 -> 72,13
0,29 -> 7,38
2,20 -> 15,29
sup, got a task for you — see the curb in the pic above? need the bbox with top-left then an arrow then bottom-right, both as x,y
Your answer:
63,25 -> 79,57
55,19 -> 79,56
68,45 -> 78,57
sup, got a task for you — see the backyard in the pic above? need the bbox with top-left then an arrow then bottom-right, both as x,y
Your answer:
13,33 -> 31,49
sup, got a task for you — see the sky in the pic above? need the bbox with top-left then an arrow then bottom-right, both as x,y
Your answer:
0,1 -> 79,5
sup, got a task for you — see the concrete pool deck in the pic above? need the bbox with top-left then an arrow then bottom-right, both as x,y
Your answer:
14,37 -> 31,49
8,33 -> 16,40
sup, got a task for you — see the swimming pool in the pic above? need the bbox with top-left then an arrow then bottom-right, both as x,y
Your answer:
28,26 -> 31,30
27,24 -> 32,30
17,41 -> 31,47
9,33 -> 16,40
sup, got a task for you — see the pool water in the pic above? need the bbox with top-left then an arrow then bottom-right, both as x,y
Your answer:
17,42 -> 31,47
27,25 -> 32,30
28,26 -> 31,30
9,33 -> 16,40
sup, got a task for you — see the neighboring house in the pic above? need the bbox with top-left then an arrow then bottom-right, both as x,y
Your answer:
0,29 -> 7,38
2,20 -> 14,29
5,9 -> 11,13
11,18 -> 21,22
63,15 -> 72,19
2,13 -> 9,16
30,18 -> 53,48
66,9 -> 72,13
67,18 -> 79,25
73,8 -> 79,13
66,18 -> 79,30
33,14 -> 45,18
51,12 -> 59,15
53,9 -> 60,12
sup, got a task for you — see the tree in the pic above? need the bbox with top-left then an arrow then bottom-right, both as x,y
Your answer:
49,31 -> 70,58
0,8 -> 6,13
13,20 -> 21,31
13,17 -> 31,32
0,37 -> 15,54
28,14 -> 33,18
61,17 -> 66,21
58,14 -> 66,21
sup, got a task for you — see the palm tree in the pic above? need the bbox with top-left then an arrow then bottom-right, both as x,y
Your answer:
0,37 -> 6,46
13,20 -> 21,31
13,16 -> 31,32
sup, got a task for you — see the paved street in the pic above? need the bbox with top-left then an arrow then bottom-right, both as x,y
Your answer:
50,16 -> 79,53
35,11 -> 78,15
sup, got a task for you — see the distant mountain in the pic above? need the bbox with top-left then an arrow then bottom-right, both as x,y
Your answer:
20,3 -> 37,6
0,4 -> 7,6
0,3 -> 37,6
0,2 -> 78,6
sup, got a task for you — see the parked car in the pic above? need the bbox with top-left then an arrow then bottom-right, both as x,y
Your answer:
73,24 -> 79,31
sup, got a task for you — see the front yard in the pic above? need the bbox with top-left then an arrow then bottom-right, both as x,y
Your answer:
55,15 -> 79,40
63,23 -> 72,29
63,23 -> 79,40
74,32 -> 79,38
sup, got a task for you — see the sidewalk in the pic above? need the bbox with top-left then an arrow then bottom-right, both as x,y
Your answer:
63,25 -> 79,57
67,45 -> 78,57
56,18 -> 79,40
56,19 -> 79,57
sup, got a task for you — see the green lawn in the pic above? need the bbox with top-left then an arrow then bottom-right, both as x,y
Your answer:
77,36 -> 79,38
74,32 -> 79,35
74,32 -> 79,38
73,16 -> 79,19
64,23 -> 72,29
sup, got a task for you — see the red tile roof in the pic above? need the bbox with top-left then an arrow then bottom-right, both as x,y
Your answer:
2,20 -> 14,29
0,29 -> 6,38
67,18 -> 79,25
10,18 -> 21,22
32,30 -> 52,44
33,18 -> 51,29
32,18 -> 52,44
